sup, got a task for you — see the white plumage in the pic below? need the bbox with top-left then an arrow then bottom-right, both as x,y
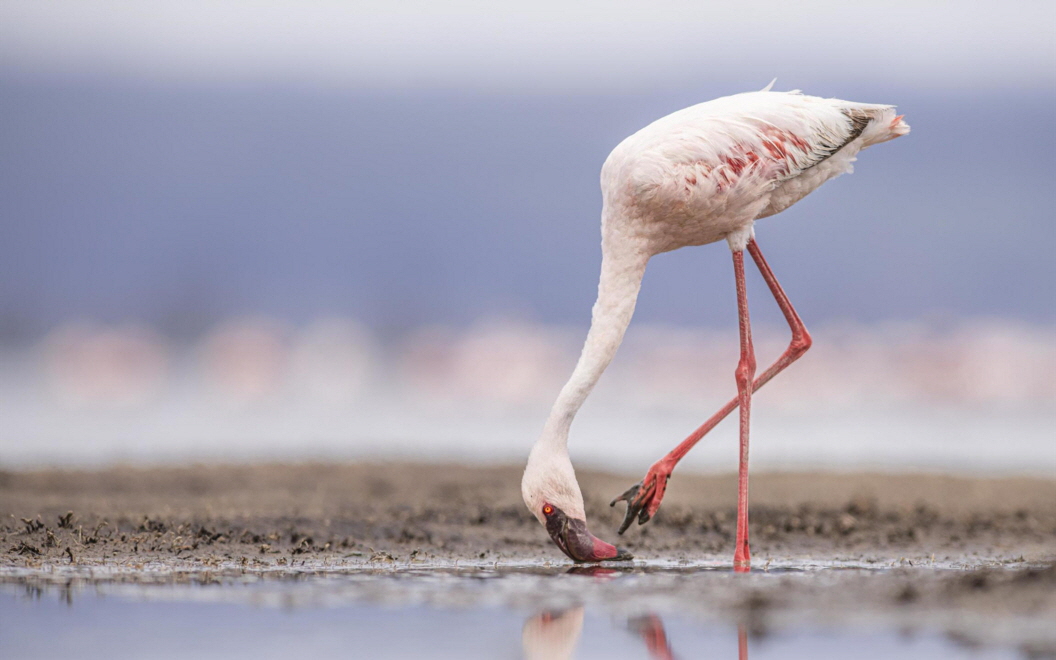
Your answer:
602,89 -> 908,253
522,87 -> 908,567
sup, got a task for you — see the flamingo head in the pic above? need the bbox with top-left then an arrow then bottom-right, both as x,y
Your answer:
521,442 -> 633,563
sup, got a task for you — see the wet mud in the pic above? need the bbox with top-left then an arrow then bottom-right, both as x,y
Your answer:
3,463 -> 1053,566
2,463 -> 1055,656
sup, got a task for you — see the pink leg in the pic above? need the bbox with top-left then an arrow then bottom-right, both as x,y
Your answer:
731,249 -> 756,571
612,238 -> 812,533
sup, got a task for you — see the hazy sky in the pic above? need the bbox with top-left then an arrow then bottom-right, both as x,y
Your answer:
1,2 -> 1053,90
0,3 -> 1054,337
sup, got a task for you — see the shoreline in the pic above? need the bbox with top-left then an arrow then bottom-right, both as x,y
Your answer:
3,462 -> 1053,568
4,461 -> 1054,656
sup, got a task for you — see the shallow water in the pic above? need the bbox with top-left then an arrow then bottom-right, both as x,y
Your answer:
0,565 -> 1027,659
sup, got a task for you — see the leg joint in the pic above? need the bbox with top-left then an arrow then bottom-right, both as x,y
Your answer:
735,356 -> 756,388
791,327 -> 813,357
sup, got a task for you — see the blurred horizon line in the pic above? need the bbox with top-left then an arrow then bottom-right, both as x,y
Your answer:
4,313 -> 1053,408
2,313 -> 1052,473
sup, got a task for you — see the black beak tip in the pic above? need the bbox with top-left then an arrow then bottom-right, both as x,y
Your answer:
610,547 -> 634,561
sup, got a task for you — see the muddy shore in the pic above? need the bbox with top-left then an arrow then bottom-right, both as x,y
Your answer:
3,462 -> 1054,567
3,463 -> 1055,655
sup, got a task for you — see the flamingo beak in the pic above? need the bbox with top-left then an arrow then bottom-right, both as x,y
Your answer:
544,506 -> 633,563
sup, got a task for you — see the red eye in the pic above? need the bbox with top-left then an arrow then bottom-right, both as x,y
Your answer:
542,504 -> 554,516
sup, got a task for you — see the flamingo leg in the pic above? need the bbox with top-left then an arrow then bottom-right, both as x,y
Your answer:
611,237 -> 812,534
731,249 -> 756,571
628,614 -> 676,660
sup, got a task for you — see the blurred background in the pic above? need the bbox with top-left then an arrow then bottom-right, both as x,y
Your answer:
0,1 -> 1053,474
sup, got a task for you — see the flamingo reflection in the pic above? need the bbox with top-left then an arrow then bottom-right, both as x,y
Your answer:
627,614 -> 676,660
522,608 -> 585,660
523,608 -> 749,660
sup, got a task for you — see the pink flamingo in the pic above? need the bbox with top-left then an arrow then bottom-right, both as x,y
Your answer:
521,83 -> 908,570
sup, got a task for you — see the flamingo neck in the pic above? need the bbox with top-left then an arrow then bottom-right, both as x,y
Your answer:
541,240 -> 648,447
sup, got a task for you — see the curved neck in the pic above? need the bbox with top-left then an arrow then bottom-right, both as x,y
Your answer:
542,242 -> 648,446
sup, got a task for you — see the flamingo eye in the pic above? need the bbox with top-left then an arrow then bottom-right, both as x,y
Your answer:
542,504 -> 554,516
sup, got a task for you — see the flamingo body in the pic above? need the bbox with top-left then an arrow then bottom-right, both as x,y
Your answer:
522,86 -> 908,566
602,90 -> 908,254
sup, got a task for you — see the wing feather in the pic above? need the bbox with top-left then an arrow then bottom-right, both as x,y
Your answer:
602,90 -> 906,209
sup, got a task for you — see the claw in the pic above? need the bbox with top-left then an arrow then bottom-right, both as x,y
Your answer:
610,481 -> 641,507
612,481 -> 649,535
611,464 -> 674,535
618,501 -> 641,535
638,507 -> 651,525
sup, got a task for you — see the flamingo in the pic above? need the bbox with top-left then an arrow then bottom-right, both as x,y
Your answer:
523,607 -> 681,660
521,83 -> 909,570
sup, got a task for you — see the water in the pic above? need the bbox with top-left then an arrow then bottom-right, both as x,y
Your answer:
0,595 -> 1019,660
0,566 -> 1030,659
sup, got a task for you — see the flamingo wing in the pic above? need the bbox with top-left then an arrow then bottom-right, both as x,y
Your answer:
607,91 -> 907,201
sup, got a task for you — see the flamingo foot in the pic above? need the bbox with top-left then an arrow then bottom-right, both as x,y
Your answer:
610,460 -> 673,534
733,551 -> 751,573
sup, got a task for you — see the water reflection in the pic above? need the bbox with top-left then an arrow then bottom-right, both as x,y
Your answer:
564,565 -> 621,578
627,614 -> 677,660
523,607 -> 749,660
1,579 -> 1028,660
523,608 -> 585,660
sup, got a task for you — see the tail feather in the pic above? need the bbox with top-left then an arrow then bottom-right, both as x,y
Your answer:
856,106 -> 910,146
